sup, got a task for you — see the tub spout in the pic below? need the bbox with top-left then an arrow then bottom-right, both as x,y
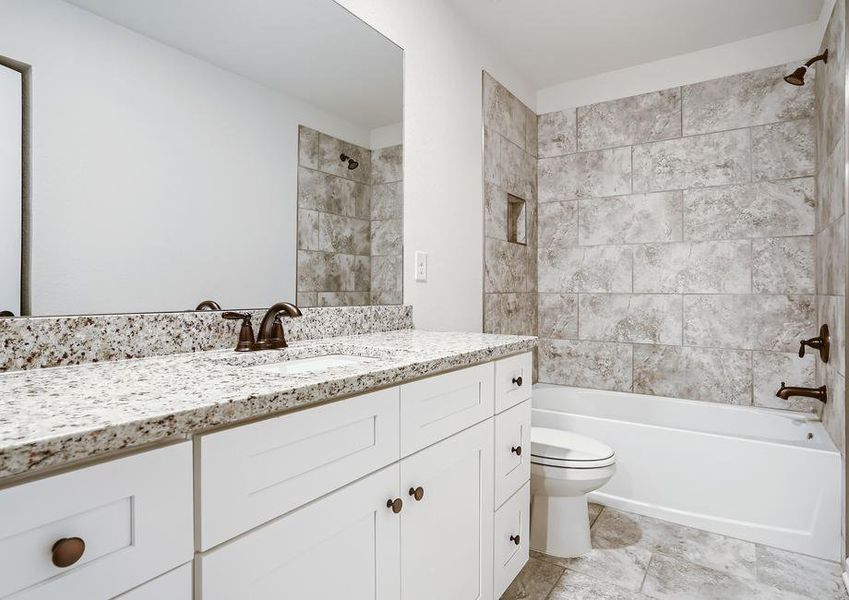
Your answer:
776,382 -> 827,403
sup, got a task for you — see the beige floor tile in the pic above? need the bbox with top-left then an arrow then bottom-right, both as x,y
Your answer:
755,544 -> 848,600
500,557 -> 564,600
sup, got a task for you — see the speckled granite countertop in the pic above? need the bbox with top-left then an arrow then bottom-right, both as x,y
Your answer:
0,330 -> 536,482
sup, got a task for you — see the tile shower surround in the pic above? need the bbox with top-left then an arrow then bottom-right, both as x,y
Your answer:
815,0 -> 847,455
532,60 -> 827,413
483,72 -> 539,339
296,126 -> 403,307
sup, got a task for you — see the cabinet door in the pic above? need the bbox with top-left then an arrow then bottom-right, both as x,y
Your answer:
199,464 -> 401,600
400,419 -> 494,600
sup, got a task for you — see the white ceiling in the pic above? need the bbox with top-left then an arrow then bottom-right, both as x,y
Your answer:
450,0 -> 824,89
64,0 -> 403,131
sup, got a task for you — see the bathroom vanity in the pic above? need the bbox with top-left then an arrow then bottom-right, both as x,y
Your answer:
0,331 -> 535,599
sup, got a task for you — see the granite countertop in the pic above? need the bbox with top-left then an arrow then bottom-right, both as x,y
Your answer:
0,329 -> 536,482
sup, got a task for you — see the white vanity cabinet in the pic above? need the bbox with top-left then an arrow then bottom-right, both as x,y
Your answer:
1,351 -> 533,600
196,352 -> 531,600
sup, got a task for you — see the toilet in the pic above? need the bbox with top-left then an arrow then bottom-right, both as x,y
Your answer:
529,427 -> 616,558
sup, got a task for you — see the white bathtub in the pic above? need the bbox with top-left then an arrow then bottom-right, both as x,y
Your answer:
533,384 -> 843,561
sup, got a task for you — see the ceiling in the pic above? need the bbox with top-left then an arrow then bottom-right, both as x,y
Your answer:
450,0 -> 825,88
64,0 -> 403,131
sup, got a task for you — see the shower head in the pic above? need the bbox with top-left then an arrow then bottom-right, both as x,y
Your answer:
784,49 -> 828,86
340,153 -> 359,170
784,66 -> 807,86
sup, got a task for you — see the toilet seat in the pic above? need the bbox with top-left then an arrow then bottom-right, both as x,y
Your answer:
531,427 -> 615,469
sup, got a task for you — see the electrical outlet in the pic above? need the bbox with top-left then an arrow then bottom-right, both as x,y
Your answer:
415,251 -> 428,282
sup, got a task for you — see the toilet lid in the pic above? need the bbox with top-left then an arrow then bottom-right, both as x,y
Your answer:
531,427 -> 615,468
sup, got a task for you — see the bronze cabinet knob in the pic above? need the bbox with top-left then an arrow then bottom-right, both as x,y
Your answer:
386,498 -> 403,514
512,376 -> 523,387
52,537 -> 85,568
511,445 -> 522,456
510,535 -> 521,546
408,486 -> 425,501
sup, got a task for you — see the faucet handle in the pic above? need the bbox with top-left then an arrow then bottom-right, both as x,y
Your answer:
222,312 -> 256,352
799,324 -> 830,363
268,316 -> 288,349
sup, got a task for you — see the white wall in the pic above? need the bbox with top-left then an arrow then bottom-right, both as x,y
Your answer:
537,2 -> 835,112
336,0 -> 535,331
370,122 -> 403,149
0,0 -> 373,315
0,65 -> 22,316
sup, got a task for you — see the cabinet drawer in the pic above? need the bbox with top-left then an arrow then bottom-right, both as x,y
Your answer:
494,400 -> 531,509
114,563 -> 192,599
494,482 -> 530,599
199,464 -> 400,600
197,387 -> 400,550
495,353 -> 532,413
0,443 -> 193,600
400,362 -> 494,456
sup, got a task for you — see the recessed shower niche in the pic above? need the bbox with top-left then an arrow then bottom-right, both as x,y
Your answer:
507,194 -> 527,245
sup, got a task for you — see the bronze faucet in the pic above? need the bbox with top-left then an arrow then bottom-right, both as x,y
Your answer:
221,302 -> 302,352
776,382 -> 827,404
255,302 -> 303,350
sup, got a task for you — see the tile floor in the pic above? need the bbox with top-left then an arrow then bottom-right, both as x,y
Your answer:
502,504 -> 848,600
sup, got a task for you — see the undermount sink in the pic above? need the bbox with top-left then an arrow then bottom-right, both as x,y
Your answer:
248,354 -> 376,376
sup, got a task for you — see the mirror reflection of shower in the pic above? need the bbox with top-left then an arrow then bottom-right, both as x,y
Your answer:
340,152 -> 359,170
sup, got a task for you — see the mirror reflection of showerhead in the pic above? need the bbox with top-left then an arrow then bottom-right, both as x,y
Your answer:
784,50 -> 828,86
340,153 -> 359,170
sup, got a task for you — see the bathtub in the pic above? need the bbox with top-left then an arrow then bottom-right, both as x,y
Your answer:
532,384 -> 843,561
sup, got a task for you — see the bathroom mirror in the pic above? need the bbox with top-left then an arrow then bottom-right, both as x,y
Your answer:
0,0 -> 403,317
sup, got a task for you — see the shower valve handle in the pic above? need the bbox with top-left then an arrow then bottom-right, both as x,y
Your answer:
798,325 -> 830,362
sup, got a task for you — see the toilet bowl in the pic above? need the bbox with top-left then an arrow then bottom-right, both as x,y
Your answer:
530,427 -> 616,558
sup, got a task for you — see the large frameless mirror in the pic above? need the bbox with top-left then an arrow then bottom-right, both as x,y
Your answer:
0,0 -> 403,317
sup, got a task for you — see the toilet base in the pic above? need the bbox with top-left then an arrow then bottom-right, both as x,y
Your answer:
530,494 -> 592,558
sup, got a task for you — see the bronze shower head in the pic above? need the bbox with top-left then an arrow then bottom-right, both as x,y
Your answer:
340,153 -> 359,170
784,49 -> 828,86
784,66 -> 808,86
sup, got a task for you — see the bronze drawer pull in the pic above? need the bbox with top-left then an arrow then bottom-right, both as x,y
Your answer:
52,537 -> 85,568
511,445 -> 522,456
512,376 -> 523,387
386,498 -> 403,513
510,535 -> 521,545
409,486 -> 425,501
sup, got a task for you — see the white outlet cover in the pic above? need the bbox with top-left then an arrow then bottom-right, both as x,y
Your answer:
415,251 -> 427,282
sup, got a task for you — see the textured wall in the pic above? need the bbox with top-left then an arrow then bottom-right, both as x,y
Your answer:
815,0 -> 846,454
296,126 -> 403,306
536,62 -> 820,410
483,72 -> 538,338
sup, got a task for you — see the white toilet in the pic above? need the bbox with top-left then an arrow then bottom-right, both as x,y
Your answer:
529,427 -> 616,558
